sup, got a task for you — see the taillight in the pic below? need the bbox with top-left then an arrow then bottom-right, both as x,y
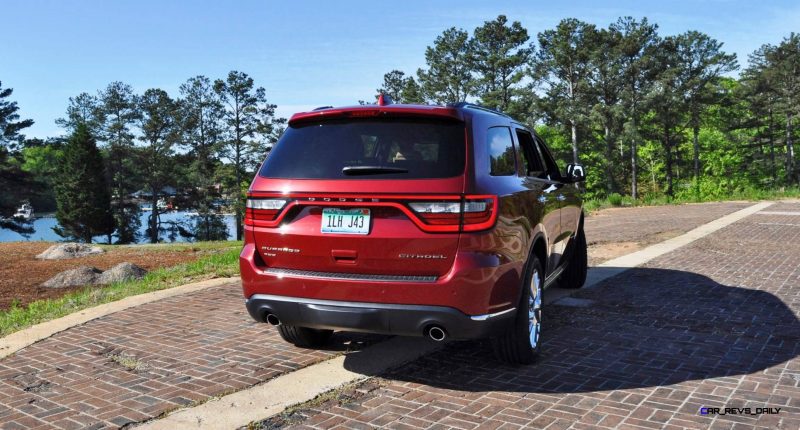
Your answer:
407,195 -> 497,232
408,201 -> 461,225
245,198 -> 287,225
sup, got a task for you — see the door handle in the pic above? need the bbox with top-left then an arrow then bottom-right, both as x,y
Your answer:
556,194 -> 566,202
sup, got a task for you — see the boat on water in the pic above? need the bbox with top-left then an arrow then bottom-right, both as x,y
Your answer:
12,203 -> 34,221
141,199 -> 172,212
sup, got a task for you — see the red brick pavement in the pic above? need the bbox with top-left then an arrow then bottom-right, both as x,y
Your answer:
0,201 -> 788,430
0,285 -> 384,429
260,202 -> 800,429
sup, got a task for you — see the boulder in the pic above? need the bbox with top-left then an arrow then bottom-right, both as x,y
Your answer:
36,243 -> 104,260
98,262 -> 148,284
41,266 -> 102,288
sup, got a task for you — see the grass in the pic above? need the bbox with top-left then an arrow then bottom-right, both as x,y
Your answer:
107,352 -> 149,372
584,187 -> 800,213
0,241 -> 241,337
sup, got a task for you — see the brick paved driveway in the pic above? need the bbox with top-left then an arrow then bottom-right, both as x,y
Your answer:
0,286 -> 385,429
262,203 -> 800,430
0,201 -> 789,429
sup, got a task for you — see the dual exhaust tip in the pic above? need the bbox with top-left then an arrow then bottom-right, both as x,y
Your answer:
426,325 -> 447,342
266,312 -> 447,342
265,313 -> 281,326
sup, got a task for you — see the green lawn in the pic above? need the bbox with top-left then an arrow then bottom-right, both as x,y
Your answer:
0,241 -> 241,337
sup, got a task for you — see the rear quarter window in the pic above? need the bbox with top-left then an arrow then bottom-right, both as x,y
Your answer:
259,118 -> 465,179
487,126 -> 516,176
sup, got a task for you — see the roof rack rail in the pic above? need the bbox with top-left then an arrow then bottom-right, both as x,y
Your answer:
446,102 -> 511,118
312,106 -> 333,111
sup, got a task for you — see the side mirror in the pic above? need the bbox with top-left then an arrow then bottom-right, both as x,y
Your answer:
565,163 -> 586,183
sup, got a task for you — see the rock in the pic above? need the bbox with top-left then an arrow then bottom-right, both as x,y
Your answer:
40,262 -> 148,289
41,266 -> 102,288
98,262 -> 148,285
36,243 -> 104,260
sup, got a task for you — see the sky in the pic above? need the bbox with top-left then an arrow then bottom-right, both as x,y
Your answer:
2,0 -> 799,139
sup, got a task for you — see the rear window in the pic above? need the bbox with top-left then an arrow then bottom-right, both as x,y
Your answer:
259,118 -> 466,179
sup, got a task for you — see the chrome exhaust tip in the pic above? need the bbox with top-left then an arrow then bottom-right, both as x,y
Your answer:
265,313 -> 281,326
427,326 -> 447,342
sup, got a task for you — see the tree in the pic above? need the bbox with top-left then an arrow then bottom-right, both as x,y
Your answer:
98,82 -> 141,243
53,124 -> 114,243
417,27 -> 474,104
20,138 -> 64,212
214,71 -> 268,240
376,70 -> 427,104
138,88 -> 179,243
377,70 -> 408,102
0,81 -> 34,149
742,46 -> 782,182
471,15 -> 533,117
179,75 -> 227,241
677,31 -> 738,180
401,77 -> 426,104
649,35 -> 689,197
587,27 -> 625,194
0,81 -> 35,217
55,92 -> 104,134
764,34 -> 800,183
613,17 -> 660,199
255,102 -> 285,162
534,18 -> 597,165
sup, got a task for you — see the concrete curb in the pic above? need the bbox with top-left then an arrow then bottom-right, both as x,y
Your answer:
138,337 -> 442,430
0,277 -> 239,359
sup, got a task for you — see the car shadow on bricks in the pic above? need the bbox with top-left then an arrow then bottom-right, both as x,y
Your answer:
343,267 -> 799,394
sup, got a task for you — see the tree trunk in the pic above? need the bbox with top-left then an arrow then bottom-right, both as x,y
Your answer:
788,113 -> 796,184
692,119 -> 700,180
235,140 -> 242,241
631,137 -> 638,200
604,124 -> 616,194
769,107 -> 776,183
665,128 -> 674,197
570,120 -> 578,165
151,187 -> 159,244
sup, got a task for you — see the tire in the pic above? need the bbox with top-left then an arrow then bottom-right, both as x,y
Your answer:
277,324 -> 333,348
559,225 -> 587,289
492,256 -> 543,365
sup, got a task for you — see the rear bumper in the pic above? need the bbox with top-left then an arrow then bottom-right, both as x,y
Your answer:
246,294 -> 516,340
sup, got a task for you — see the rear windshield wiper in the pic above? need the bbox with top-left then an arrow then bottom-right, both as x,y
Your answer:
342,165 -> 409,175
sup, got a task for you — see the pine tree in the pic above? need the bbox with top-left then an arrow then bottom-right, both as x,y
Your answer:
534,18 -> 597,165
214,71 -> 273,241
471,15 -> 532,117
98,82 -> 141,243
417,27 -> 474,104
54,124 -> 114,243
138,88 -> 179,243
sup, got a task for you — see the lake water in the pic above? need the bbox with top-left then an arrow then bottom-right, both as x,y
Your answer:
0,211 -> 237,243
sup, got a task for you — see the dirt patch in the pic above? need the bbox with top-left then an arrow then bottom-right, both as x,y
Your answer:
588,241 -> 641,266
0,242 -> 220,310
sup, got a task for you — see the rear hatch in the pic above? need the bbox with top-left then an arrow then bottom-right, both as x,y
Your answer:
245,112 -> 491,279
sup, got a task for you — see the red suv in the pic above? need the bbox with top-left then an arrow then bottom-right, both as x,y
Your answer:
240,99 -> 587,364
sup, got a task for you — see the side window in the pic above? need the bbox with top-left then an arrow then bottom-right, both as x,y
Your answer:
515,129 -> 545,177
487,126 -> 516,176
534,136 -> 562,181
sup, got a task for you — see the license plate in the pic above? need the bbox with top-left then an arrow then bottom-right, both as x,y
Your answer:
321,208 -> 370,235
